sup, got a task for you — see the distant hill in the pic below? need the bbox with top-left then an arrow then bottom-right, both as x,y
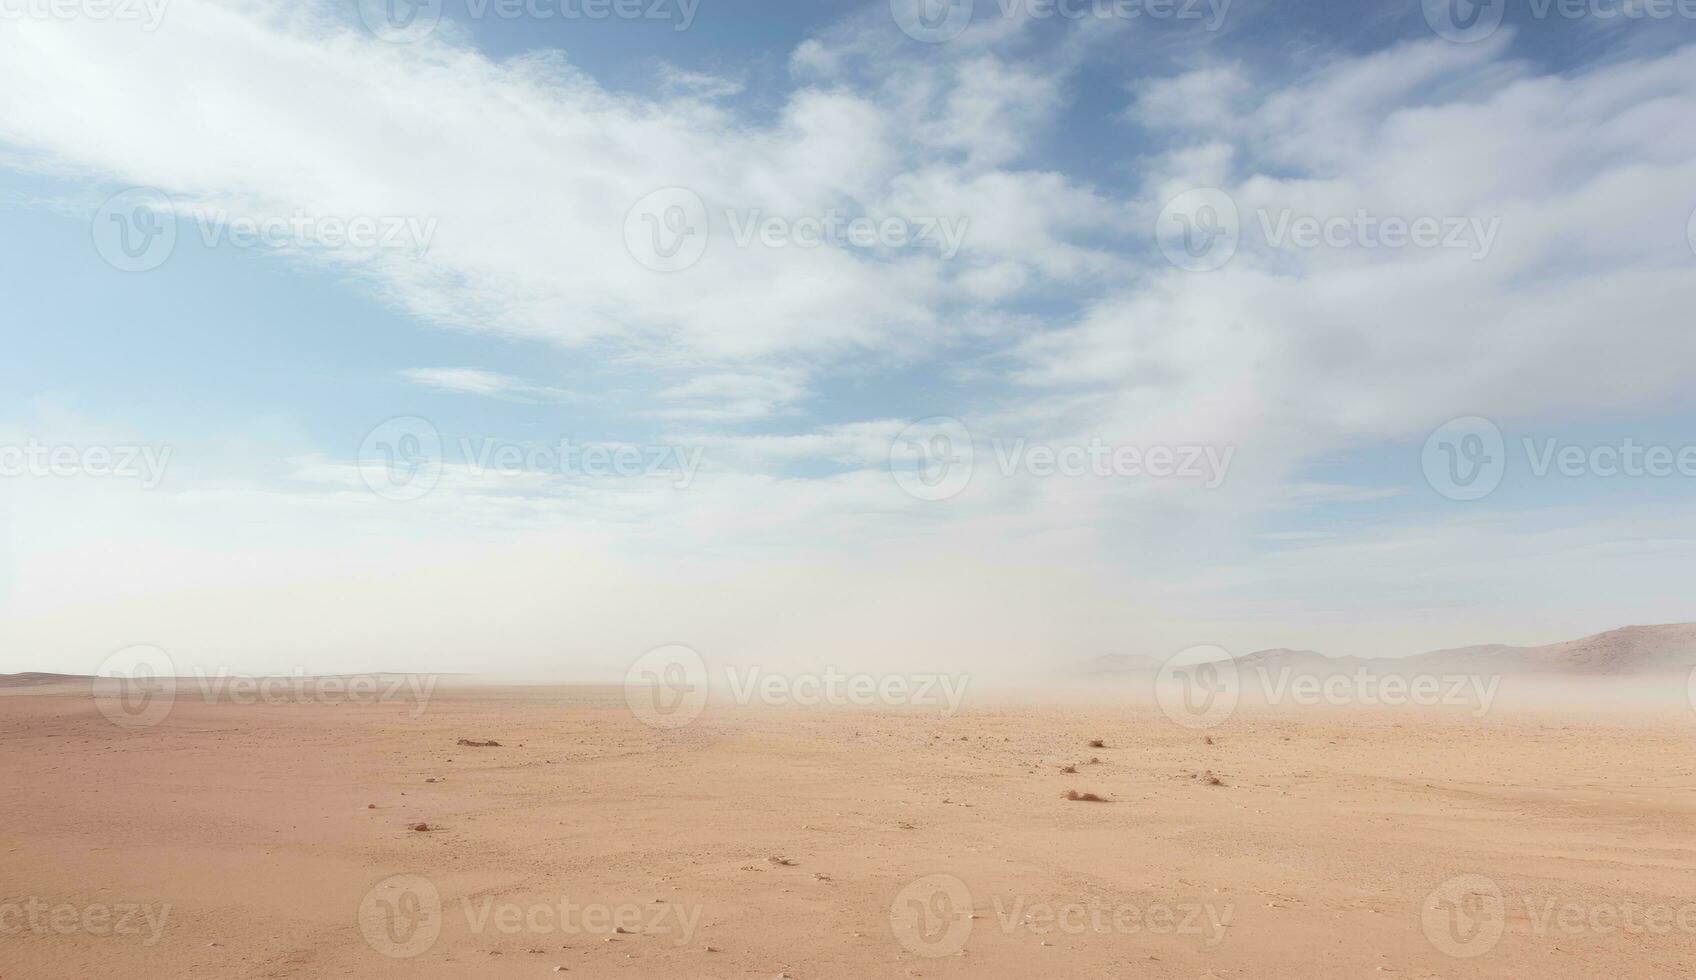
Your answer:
1072,623 -> 1696,677
1402,623 -> 1696,676
0,672 -> 86,688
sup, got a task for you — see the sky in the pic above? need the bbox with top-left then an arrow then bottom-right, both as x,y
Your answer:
1,0 -> 1694,679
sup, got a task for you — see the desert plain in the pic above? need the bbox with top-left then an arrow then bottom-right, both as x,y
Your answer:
2,680 -> 1695,979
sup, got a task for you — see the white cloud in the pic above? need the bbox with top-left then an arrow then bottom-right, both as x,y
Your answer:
648,370 -> 810,422
3,8 -> 1696,671
399,368 -> 572,402
0,0 -> 1113,382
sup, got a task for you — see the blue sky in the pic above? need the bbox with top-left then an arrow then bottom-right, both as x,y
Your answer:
2,0 -> 1694,676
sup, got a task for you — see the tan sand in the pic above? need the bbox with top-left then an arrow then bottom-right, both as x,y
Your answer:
2,684 -> 1694,978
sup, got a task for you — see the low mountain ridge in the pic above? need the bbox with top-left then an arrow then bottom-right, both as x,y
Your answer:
1073,623 -> 1696,677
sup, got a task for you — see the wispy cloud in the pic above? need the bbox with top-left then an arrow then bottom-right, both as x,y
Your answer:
398,368 -> 572,403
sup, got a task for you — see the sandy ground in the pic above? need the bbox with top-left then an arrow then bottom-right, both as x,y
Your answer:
3,684 -> 1695,978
